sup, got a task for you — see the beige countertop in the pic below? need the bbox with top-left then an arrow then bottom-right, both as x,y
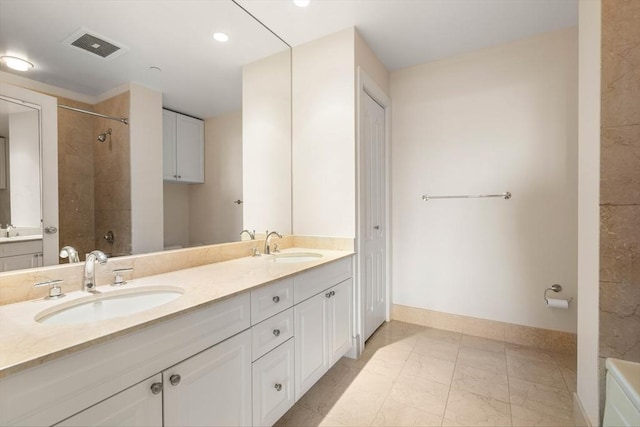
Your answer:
0,234 -> 43,244
0,247 -> 353,378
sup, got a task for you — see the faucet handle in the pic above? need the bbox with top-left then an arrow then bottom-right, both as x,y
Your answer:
111,268 -> 133,286
272,243 -> 280,253
34,279 -> 65,300
251,247 -> 261,257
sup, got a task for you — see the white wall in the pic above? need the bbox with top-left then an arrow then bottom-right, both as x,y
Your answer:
130,83 -> 163,254
243,50 -> 291,235
576,0 -> 601,424
190,111 -> 243,245
292,28 -> 356,237
391,28 -> 578,332
163,183 -> 190,249
8,111 -> 40,227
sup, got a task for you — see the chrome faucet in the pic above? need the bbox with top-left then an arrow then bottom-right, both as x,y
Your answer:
264,231 -> 282,255
59,246 -> 80,263
83,250 -> 108,292
240,229 -> 255,240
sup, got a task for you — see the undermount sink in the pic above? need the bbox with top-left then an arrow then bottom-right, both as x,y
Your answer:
273,252 -> 323,263
35,286 -> 184,325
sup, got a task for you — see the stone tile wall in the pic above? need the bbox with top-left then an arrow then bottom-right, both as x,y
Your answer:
598,0 -> 640,410
93,92 -> 131,257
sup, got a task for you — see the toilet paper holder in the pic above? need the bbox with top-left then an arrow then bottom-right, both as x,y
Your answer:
544,284 -> 573,304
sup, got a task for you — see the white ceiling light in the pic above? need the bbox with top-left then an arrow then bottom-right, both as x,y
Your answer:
0,55 -> 34,71
293,0 -> 310,7
213,32 -> 229,42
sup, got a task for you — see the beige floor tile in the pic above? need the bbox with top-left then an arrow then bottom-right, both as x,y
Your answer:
275,404 -> 325,427
402,351 -> 456,385
413,336 -> 460,361
511,404 -> 576,427
509,377 -> 574,420
553,352 -> 577,370
506,354 -> 567,389
340,368 -> 396,397
388,371 -> 450,417
462,335 -> 506,354
457,346 -> 507,375
418,327 -> 462,344
444,389 -> 512,426
560,367 -> 577,392
451,364 -> 510,402
368,330 -> 419,351
297,374 -> 347,415
505,343 -> 556,364
361,354 -> 407,379
323,389 -> 388,426
318,415 -> 349,426
372,396 -> 443,426
442,418 -> 471,426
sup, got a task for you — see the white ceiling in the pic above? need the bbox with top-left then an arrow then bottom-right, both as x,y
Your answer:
0,0 -> 577,119
238,0 -> 578,70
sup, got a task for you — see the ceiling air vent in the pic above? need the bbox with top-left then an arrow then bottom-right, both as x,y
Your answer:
63,28 -> 129,61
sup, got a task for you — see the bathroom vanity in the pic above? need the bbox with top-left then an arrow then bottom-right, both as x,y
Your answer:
0,249 -> 353,427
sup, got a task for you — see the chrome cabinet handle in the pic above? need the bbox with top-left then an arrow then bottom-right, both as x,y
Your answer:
150,382 -> 163,394
169,374 -> 181,386
325,292 -> 332,298
274,383 -> 282,392
374,225 -> 380,230
272,295 -> 280,303
234,199 -> 243,204
273,329 -> 281,337
44,226 -> 58,234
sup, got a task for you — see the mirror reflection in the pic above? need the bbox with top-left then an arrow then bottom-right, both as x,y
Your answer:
0,0 -> 292,271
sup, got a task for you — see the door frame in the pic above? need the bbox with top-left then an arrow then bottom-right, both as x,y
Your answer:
353,67 -> 392,357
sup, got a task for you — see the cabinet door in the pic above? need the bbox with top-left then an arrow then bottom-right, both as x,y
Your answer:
252,339 -> 295,427
163,109 -> 177,181
294,292 -> 329,400
328,279 -> 353,365
175,114 -> 204,183
164,329 -> 252,427
0,252 -> 42,272
55,374 -> 162,427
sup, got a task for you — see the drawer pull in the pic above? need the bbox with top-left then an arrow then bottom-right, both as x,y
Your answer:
274,383 -> 282,392
325,290 -> 335,298
272,295 -> 280,303
150,382 -> 163,394
273,329 -> 281,337
169,374 -> 181,386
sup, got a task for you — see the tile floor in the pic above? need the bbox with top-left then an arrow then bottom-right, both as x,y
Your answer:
276,321 -> 578,427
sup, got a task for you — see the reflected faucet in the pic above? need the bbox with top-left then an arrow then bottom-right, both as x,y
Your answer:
83,250 -> 108,293
264,231 -> 282,255
59,246 -> 80,263
240,229 -> 255,240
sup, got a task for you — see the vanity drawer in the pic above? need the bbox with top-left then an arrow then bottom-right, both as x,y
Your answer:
294,257 -> 352,304
251,277 -> 293,325
252,338 -> 295,427
252,308 -> 293,361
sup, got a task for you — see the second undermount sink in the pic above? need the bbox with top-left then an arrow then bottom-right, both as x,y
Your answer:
273,252 -> 323,263
35,286 -> 184,325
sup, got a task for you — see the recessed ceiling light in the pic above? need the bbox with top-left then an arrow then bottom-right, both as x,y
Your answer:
0,55 -> 34,71
213,32 -> 229,42
293,0 -> 310,7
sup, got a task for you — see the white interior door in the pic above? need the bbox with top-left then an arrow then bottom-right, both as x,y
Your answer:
361,91 -> 387,341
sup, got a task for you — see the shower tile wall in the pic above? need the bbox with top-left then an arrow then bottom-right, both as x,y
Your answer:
57,96 -> 96,259
598,0 -> 640,386
93,92 -> 131,257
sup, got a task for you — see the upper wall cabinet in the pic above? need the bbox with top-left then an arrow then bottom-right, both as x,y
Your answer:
163,109 -> 204,184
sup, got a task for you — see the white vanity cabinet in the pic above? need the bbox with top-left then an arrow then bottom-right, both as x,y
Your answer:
57,331 -> 252,427
163,330 -> 252,427
0,239 -> 43,272
294,278 -> 352,399
56,375 -> 163,427
162,109 -> 204,183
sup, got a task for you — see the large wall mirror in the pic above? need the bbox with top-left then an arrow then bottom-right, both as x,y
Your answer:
0,0 -> 292,272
